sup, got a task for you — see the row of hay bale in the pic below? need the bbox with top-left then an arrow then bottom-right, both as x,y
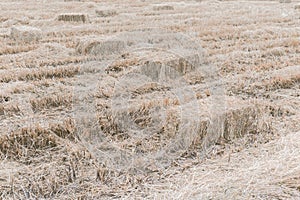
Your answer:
57,10 -> 116,22
56,2 -> 178,22
91,34 -> 274,169
56,9 -> 116,23
75,28 -> 281,170
10,0 -> 299,43
75,28 -> 208,61
56,3 -> 175,23
8,7 -> 119,42
87,31 -> 209,168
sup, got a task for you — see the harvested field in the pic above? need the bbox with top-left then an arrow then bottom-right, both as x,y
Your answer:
0,0 -> 299,199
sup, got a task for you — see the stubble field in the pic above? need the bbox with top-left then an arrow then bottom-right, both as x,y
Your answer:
0,0 -> 300,199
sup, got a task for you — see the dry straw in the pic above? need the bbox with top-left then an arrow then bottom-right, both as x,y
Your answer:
0,0 -> 299,199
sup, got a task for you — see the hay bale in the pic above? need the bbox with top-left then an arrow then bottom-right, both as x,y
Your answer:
57,13 -> 89,23
97,92 -> 270,158
153,5 -> 174,11
141,53 -> 199,81
10,26 -> 42,43
76,37 -> 125,56
95,9 -> 117,17
279,0 -> 291,3
106,50 -> 202,80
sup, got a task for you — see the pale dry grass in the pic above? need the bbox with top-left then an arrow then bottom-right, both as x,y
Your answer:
30,94 -> 73,112
144,131 -> 300,199
0,0 -> 299,199
0,45 -> 37,56
0,102 -> 21,116
0,66 -> 79,83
